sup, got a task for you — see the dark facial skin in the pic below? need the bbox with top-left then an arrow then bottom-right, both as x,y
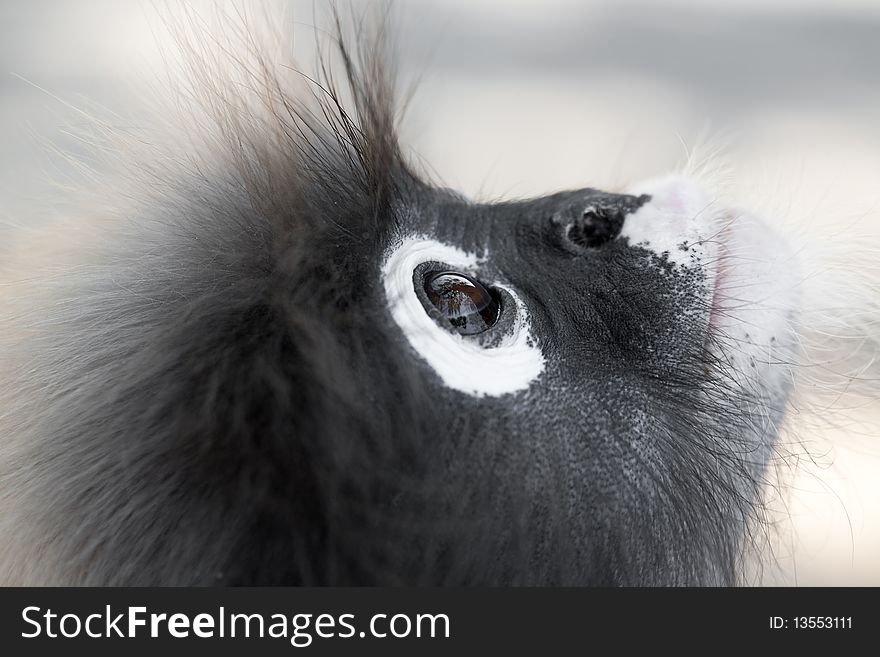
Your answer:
326,184 -> 763,586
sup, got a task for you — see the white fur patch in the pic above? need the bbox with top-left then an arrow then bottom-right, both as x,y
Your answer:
706,209 -> 800,378
625,174 -> 799,392
381,237 -> 545,397
623,174 -> 721,268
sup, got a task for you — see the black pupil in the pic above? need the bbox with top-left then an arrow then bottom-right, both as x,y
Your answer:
424,271 -> 500,335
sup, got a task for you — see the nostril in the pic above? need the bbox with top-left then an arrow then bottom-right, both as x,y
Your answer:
553,193 -> 650,252
566,206 -> 626,248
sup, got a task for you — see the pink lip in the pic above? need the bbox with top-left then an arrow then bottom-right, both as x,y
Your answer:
706,222 -> 734,336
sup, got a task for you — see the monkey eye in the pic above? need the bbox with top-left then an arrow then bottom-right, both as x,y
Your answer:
423,271 -> 500,335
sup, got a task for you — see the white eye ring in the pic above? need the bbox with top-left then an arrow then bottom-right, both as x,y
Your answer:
381,236 -> 545,397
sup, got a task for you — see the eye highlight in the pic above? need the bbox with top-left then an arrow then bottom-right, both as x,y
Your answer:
423,271 -> 500,335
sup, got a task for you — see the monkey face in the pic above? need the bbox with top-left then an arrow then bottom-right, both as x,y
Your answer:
306,173 -> 799,585
0,171 -> 798,587
0,13 -> 802,588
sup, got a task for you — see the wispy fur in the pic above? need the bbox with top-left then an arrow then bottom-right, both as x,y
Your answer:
0,3 -> 417,585
1,3 -> 876,586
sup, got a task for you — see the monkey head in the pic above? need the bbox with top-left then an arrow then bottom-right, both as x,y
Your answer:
0,16 -> 800,587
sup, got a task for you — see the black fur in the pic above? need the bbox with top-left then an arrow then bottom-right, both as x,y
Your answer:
2,7 -> 791,586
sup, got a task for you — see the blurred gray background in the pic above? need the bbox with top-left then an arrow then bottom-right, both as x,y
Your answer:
2,0 -> 879,584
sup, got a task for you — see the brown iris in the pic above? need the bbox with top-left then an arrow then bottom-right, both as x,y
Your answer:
423,271 -> 500,335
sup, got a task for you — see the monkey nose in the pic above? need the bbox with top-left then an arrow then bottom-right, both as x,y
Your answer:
565,194 -> 649,249
565,205 -> 626,248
